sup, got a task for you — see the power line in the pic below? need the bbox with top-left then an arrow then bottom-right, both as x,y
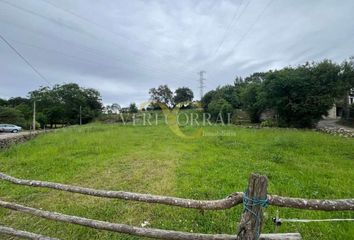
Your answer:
40,0 -> 211,82
0,19 -> 192,84
39,0 -> 179,60
42,0 -> 219,85
172,1 -> 234,90
0,0 -> 195,82
7,37 -> 194,84
1,0 -> 238,92
195,0 -> 218,34
0,0 -> 88,39
230,0 -> 274,54
0,0 -> 190,78
211,0 -> 250,58
0,33 -> 51,86
207,0 -> 273,81
180,0 -> 252,84
7,38 -> 139,71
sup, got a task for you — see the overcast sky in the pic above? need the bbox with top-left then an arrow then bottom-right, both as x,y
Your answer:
1,0 -> 353,106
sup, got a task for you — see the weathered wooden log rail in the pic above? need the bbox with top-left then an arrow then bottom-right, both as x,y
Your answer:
0,172 -> 242,210
0,172 -> 353,240
0,200 -> 301,240
0,225 -> 59,240
1,172 -> 353,211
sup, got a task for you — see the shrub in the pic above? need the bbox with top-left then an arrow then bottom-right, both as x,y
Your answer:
262,61 -> 346,128
129,103 -> 138,113
260,119 -> 278,127
207,99 -> 233,123
0,107 -> 26,127
240,82 -> 265,123
201,90 -> 216,110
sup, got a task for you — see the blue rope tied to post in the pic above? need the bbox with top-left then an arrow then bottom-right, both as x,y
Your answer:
242,190 -> 269,239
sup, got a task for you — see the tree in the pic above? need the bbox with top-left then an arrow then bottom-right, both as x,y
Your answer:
244,72 -> 267,84
36,112 -> 48,128
111,103 -> 121,114
129,102 -> 138,113
201,90 -> 216,110
200,59 -> 354,127
82,87 -> 103,118
240,82 -> 265,123
105,105 -> 112,114
339,57 -> 354,119
174,87 -> 194,105
0,107 -> 26,127
201,85 -> 241,119
234,76 -> 245,86
29,86 -> 60,127
262,61 -> 343,127
214,85 -> 241,109
6,97 -> 32,122
29,83 -> 102,126
15,103 -> 32,122
0,98 -> 7,107
149,85 -> 174,108
207,98 -> 233,123
7,97 -> 30,107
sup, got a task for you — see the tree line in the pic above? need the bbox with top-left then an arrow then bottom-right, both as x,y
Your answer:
2,58 -> 353,129
0,83 -> 103,129
148,85 -> 194,109
202,58 -> 354,128
145,58 -> 354,128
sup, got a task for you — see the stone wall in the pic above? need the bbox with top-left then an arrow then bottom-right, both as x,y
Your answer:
0,132 -> 40,149
316,127 -> 354,138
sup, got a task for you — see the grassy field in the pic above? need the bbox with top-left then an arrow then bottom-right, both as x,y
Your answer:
0,123 -> 353,239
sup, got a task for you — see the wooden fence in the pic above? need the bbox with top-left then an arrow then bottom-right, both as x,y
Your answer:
0,172 -> 353,240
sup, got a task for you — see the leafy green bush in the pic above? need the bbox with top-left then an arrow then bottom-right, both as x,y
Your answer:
260,119 -> 278,127
129,103 -> 138,113
207,98 -> 233,123
201,90 -> 216,110
24,120 -> 40,130
240,82 -> 264,123
0,107 -> 26,127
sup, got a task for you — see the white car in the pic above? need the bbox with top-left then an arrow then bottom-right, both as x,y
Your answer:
0,124 -> 22,133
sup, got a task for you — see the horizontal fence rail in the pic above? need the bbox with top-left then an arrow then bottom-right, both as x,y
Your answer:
0,200 -> 301,240
1,172 -> 353,211
0,225 -> 59,240
268,195 -> 354,211
0,172 -> 242,210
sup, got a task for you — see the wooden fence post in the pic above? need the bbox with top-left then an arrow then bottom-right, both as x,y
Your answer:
238,173 -> 268,240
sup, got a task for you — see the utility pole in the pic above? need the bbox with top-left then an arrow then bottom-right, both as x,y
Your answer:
79,105 -> 82,125
32,101 -> 36,131
198,70 -> 206,100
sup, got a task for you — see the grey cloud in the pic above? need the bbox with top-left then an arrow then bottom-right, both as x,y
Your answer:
0,0 -> 353,106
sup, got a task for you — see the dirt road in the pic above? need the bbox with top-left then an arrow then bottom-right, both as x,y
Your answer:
317,119 -> 354,131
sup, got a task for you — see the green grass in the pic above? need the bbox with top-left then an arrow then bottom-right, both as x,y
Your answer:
0,123 -> 353,239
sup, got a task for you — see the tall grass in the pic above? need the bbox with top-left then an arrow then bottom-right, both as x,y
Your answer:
0,123 -> 353,239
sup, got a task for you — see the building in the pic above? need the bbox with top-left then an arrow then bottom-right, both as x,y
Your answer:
326,88 -> 354,119
349,88 -> 354,105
